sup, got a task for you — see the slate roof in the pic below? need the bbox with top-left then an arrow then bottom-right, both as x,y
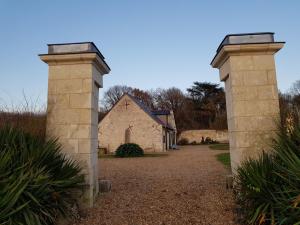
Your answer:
152,110 -> 171,115
126,94 -> 174,130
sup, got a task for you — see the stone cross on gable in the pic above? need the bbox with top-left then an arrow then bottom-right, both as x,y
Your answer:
124,100 -> 130,110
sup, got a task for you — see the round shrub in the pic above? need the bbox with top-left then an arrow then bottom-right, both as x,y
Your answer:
115,143 -> 144,157
0,126 -> 84,225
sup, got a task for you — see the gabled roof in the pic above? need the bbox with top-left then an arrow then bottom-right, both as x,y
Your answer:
126,94 -> 174,130
152,110 -> 171,115
99,93 -> 174,130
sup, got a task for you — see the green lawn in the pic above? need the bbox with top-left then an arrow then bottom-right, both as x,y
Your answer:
99,153 -> 169,159
216,153 -> 231,167
209,143 -> 229,150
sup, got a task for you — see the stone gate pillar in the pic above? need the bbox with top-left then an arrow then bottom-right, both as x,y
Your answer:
40,42 -> 110,206
211,33 -> 284,173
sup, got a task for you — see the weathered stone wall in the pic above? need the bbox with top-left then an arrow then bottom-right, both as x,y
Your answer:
169,111 -> 177,132
178,130 -> 229,143
224,54 -> 280,171
47,62 -> 100,206
99,95 -> 165,153
157,111 -> 177,132
211,42 -> 284,172
156,111 -> 177,146
41,51 -> 110,207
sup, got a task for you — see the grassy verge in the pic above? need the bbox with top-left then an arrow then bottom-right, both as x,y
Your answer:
216,153 -> 231,167
99,153 -> 169,159
209,143 -> 229,150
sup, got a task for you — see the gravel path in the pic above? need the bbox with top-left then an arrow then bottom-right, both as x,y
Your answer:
73,145 -> 236,225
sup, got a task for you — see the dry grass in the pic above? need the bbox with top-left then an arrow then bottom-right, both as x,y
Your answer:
0,95 -> 46,138
0,111 -> 46,139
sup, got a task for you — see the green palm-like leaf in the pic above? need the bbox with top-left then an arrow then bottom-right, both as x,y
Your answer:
235,121 -> 300,224
0,126 -> 84,225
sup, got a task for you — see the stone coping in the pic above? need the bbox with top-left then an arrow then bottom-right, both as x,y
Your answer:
216,32 -> 275,53
40,42 -> 110,71
211,42 -> 285,69
40,53 -> 110,75
47,42 -> 104,58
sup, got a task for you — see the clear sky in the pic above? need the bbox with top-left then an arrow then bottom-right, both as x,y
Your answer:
0,0 -> 299,108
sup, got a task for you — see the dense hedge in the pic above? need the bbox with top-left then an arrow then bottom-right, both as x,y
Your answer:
235,122 -> 300,224
0,126 -> 84,225
115,143 -> 144,157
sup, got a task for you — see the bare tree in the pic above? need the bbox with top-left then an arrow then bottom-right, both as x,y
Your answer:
103,85 -> 133,110
132,88 -> 154,109
153,87 -> 186,113
290,80 -> 300,96
100,82 -> 228,131
283,80 -> 300,126
289,80 -> 300,108
152,87 -> 190,133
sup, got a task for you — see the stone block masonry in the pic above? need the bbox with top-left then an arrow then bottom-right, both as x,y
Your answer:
211,33 -> 284,173
178,130 -> 228,143
99,94 -> 165,153
40,42 -> 110,207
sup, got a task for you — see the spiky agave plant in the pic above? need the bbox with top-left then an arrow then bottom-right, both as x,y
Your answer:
0,126 -> 84,225
235,121 -> 300,225
271,121 -> 300,224
235,152 -> 278,224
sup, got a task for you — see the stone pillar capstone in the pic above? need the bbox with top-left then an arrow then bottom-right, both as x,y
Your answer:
40,42 -> 110,206
211,33 -> 284,173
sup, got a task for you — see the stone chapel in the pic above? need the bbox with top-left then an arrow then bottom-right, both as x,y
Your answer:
98,93 -> 177,153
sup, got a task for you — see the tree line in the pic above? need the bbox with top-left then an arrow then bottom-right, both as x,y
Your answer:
99,82 -> 227,134
279,80 -> 300,128
99,80 -> 300,134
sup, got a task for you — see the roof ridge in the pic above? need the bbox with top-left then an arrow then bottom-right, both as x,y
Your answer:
125,93 -> 173,130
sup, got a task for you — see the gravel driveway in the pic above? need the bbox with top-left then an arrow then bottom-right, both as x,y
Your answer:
73,145 -> 236,225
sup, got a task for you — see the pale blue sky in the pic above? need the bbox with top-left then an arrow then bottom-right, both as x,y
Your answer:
0,0 -> 299,107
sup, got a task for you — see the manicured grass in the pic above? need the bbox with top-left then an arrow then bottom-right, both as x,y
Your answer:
99,153 -> 169,158
216,153 -> 231,167
209,143 -> 229,150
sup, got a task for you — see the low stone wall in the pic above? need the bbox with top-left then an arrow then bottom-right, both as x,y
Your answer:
178,130 -> 228,143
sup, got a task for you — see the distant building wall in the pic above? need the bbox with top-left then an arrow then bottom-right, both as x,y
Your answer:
178,130 -> 229,143
156,112 -> 177,132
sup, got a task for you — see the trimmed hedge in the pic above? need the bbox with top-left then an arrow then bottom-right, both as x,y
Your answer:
115,143 -> 144,157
